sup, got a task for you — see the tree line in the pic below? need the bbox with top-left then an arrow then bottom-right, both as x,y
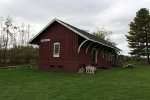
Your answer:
0,16 -> 39,66
3,9 -> 149,67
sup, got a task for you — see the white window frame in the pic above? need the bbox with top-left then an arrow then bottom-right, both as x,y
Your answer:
53,42 -> 60,57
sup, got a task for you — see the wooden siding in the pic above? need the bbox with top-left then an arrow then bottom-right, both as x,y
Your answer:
37,21 -> 116,72
39,22 -> 79,71
77,36 -> 115,69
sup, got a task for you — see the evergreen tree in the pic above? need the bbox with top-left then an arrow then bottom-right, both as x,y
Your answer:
126,8 -> 150,63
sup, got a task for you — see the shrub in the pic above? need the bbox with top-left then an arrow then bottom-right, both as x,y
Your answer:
124,64 -> 135,68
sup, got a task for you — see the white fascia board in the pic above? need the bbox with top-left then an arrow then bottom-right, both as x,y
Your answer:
89,39 -> 120,52
28,19 -> 57,43
28,18 -> 120,51
28,18 -> 89,43
56,19 -> 89,40
78,40 -> 89,53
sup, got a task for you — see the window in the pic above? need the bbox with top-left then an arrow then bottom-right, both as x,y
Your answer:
53,42 -> 60,57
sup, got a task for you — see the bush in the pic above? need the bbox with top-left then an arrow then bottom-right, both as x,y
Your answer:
124,64 -> 135,68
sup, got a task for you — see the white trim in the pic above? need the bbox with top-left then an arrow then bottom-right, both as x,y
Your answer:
105,48 -> 110,53
86,42 -> 94,54
28,19 -> 57,43
56,20 -> 89,40
88,39 -> 120,51
78,40 -> 88,53
91,47 -> 98,55
41,39 -> 50,42
53,42 -> 60,57
93,44 -> 100,49
97,47 -> 103,55
28,18 -> 89,44
28,18 -> 120,52
100,48 -> 104,55
90,44 -> 100,55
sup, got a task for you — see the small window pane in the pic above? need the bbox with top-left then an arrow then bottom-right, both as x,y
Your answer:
53,43 -> 60,57
55,45 -> 59,54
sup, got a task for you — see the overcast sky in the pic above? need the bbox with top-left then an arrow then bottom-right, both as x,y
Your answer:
1,0 -> 150,55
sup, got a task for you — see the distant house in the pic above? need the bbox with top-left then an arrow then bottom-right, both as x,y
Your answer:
29,19 -> 120,72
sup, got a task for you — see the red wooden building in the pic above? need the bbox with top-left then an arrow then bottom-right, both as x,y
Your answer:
29,19 -> 120,72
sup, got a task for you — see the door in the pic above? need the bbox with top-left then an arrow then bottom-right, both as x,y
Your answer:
92,49 -> 97,64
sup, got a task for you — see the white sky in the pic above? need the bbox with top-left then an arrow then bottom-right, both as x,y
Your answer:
1,0 -> 150,55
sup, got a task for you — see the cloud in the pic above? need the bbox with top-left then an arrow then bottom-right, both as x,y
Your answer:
1,0 -> 150,55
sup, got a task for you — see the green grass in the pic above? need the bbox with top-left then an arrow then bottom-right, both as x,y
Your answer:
0,64 -> 150,100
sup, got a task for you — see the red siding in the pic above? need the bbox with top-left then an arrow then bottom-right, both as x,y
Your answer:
38,22 -> 114,72
77,36 -> 113,69
39,22 -> 78,71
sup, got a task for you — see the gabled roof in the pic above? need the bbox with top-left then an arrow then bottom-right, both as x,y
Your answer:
29,18 -> 121,51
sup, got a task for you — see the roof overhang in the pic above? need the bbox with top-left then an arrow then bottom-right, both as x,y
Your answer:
28,18 -> 89,44
28,18 -> 121,52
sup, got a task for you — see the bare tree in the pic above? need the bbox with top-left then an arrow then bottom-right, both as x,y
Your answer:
26,24 -> 31,45
0,16 -> 38,66
92,27 -> 116,46
2,16 -> 14,64
19,23 -> 25,46
0,18 -> 2,64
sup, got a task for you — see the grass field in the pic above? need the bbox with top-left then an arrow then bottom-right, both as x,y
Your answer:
0,63 -> 150,100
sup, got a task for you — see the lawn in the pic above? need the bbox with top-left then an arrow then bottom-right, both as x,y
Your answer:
0,63 -> 150,100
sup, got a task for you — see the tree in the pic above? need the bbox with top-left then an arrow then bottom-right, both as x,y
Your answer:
0,17 -> 3,64
126,8 -> 150,63
92,27 -> 116,46
0,16 -> 39,66
1,16 -> 14,64
0,43 -> 2,64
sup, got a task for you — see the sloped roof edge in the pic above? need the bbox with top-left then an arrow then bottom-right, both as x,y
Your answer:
28,18 -> 89,44
29,18 -> 121,51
